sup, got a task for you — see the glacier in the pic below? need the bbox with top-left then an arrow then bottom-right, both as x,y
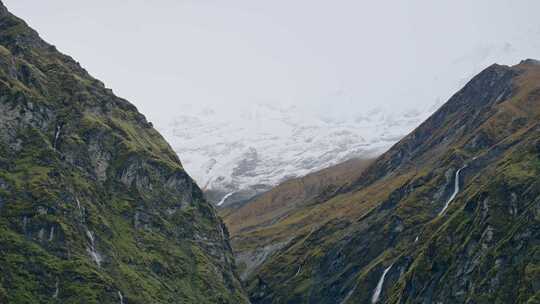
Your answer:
159,103 -> 432,205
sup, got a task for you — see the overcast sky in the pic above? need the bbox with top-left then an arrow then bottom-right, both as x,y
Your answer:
4,0 -> 540,123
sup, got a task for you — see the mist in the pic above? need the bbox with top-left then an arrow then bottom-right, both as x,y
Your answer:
4,0 -> 540,125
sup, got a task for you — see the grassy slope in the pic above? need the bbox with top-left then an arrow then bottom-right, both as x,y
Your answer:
0,3 -> 247,303
220,158 -> 374,279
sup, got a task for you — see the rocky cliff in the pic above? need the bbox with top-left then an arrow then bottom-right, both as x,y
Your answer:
225,60 -> 540,303
0,3 -> 247,303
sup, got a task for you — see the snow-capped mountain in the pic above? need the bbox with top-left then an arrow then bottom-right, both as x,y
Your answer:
157,40 -> 536,206
159,103 -> 434,205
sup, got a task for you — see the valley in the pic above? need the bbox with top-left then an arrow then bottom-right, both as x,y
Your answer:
0,1 -> 539,303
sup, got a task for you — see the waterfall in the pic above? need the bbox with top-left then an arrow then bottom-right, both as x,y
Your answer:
48,226 -> 55,241
86,229 -> 102,267
23,216 -> 28,234
340,286 -> 356,304
75,197 -> 84,219
118,291 -> 124,304
53,125 -> 62,149
38,228 -> 45,241
294,265 -> 302,277
439,166 -> 466,216
53,279 -> 59,298
217,192 -> 234,206
371,264 -> 393,303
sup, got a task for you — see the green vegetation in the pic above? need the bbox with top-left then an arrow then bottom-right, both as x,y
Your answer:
0,3 -> 247,303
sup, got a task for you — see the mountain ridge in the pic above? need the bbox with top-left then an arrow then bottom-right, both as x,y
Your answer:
223,60 -> 540,303
0,3 -> 248,303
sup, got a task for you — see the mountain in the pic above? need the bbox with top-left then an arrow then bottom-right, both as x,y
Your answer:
219,157 -> 374,280
0,3 -> 247,303
160,103 -> 432,206
158,41 -> 530,208
222,60 -> 540,303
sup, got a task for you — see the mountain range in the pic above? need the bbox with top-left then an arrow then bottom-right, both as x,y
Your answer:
1,2 -> 540,303
159,40 -> 527,207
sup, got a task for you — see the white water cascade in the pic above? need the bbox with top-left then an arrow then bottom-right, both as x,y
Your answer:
75,197 -> 84,219
22,216 -> 28,234
53,125 -> 62,149
340,286 -> 357,304
439,166 -> 467,216
48,226 -> 55,241
86,229 -> 102,267
294,265 -> 302,277
118,291 -> 124,304
53,279 -> 59,298
217,192 -> 234,206
371,264 -> 393,303
38,228 -> 45,241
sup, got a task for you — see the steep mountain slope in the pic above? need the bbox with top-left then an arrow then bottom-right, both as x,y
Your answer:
219,157 -> 374,279
161,103 -> 431,205
0,3 -> 247,303
225,60 -> 540,303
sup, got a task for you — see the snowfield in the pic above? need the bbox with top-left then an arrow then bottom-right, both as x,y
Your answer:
155,41 -> 525,205
159,103 -> 432,204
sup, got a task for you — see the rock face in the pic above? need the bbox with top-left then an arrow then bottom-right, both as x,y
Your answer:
224,61 -> 540,303
0,3 -> 247,303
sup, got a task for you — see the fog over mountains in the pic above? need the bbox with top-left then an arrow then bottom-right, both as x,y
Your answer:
159,41 -> 536,203
5,1 -> 540,204
1,1 -> 540,303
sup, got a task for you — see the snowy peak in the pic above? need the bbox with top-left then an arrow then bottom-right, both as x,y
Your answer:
159,103 -> 433,204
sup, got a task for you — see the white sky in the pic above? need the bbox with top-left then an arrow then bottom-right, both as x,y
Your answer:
4,0 -> 540,123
